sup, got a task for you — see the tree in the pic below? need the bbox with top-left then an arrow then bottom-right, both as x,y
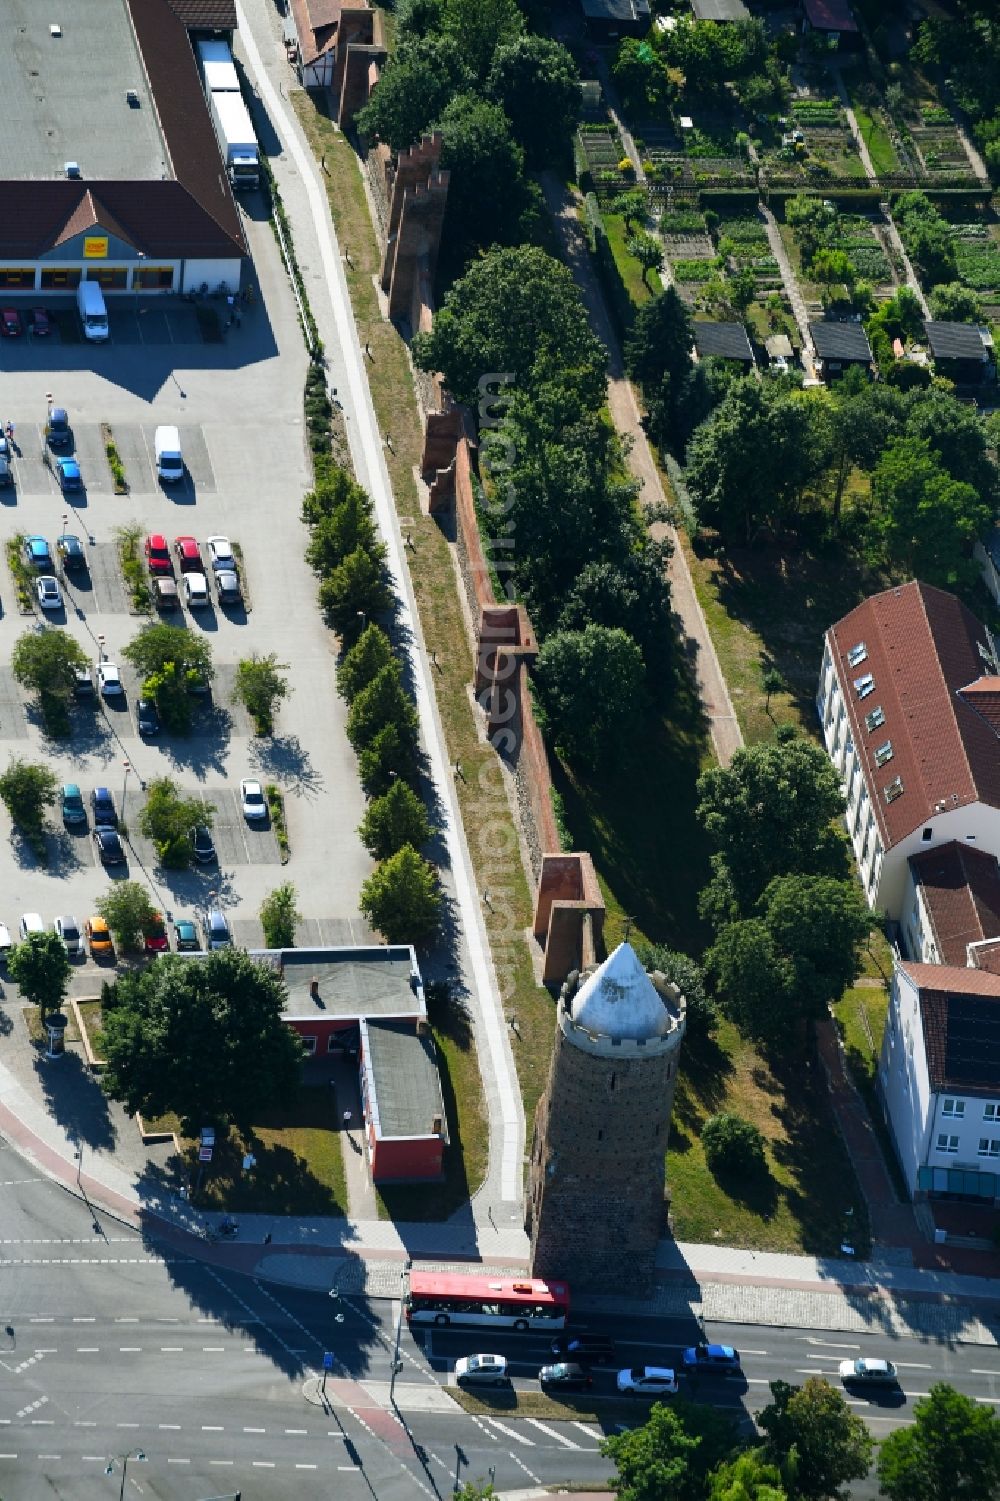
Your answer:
893,192 -> 957,287
696,737 -> 847,919
260,883 -> 301,949
759,875 -> 871,1018
302,464 -> 373,527
338,624 -> 394,704
359,844 -> 442,944
9,931 -> 71,1026
532,626 -> 646,773
122,623 -> 213,733
611,36 -> 671,116
346,661 -> 419,756
877,1382 -> 1000,1501
317,546 -> 392,639
487,35 -> 580,168
358,722 -> 420,798
233,654 -> 290,736
810,248 -> 855,288
440,0 -> 523,78
413,245 -> 607,407
709,1450 -> 787,1501
905,386 -> 998,496
759,1378 -> 873,1501
610,189 -> 648,233
100,951 -> 303,1136
762,664 -> 784,718
11,628 -> 89,737
701,1112 -> 767,1175
601,1398 -> 739,1501
355,33 -> 470,152
97,880 -> 158,954
637,945 -> 717,1041
870,435 -> 991,589
627,230 -> 664,289
305,492 -> 379,576
0,758 -> 59,860
557,550 -> 675,702
707,919 -> 795,1041
139,778 -> 211,870
358,779 -> 433,860
436,95 -> 529,279
929,281 -> 982,322
625,286 -> 694,394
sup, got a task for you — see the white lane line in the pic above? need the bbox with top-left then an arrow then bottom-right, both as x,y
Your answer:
29,1318 -> 53,1324
160,1346 -> 183,1353
252,1461 -> 275,1468
572,1422 -> 601,1438
739,1349 -> 769,1356
115,1318 -> 139,1323
977,1396 -> 1000,1405
296,1463 -> 318,1469
244,1427 -> 266,1433
894,1362 -> 933,1370
508,1451 -> 542,1484
285,1428 -> 307,1434
524,1419 -> 579,1448
30,1421 -> 53,1426
0,1454 -> 16,1460
904,1392 -> 931,1399
210,1460 -> 234,1466
203,1425 -> 224,1431
117,1423 -> 139,1428
119,1348 -> 141,1353
803,1338 -> 859,1350
202,1347 -> 225,1352
745,1378 -> 772,1386
972,1369 -> 1000,1376
75,1421 -> 96,1428
167,1458 -> 190,1464
76,1347 -> 99,1354
159,1424 -> 181,1430
487,1420 -> 534,1446
72,1317 -> 95,1323
82,1454 -> 104,1461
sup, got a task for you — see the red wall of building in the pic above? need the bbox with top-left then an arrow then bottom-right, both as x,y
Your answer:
371,1135 -> 443,1183
286,1017 -> 356,1053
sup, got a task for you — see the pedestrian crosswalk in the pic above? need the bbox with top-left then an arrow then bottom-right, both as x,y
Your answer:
481,1416 -> 600,1450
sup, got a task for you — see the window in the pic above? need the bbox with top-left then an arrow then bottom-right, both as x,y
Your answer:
0,267 -> 35,288
936,1134 -> 959,1154
884,776 -> 904,804
847,642 -> 867,668
985,1104 -> 1000,1122
134,265 -> 174,289
942,1098 -> 965,1118
854,673 -> 875,699
865,706 -> 885,732
979,1139 -> 1000,1157
40,268 -> 82,289
922,827 -> 933,842
874,741 -> 893,767
300,1035 -> 317,1055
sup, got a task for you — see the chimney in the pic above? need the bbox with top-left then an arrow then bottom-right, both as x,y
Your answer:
431,1114 -> 443,1135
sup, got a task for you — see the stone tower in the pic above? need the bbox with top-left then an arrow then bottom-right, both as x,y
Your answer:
526,942 -> 686,1291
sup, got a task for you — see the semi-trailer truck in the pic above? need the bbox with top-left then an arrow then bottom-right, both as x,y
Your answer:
195,38 -> 240,95
209,90 -> 260,191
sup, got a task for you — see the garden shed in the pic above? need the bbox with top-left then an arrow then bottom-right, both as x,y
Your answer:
923,321 -> 995,385
577,0 -> 651,39
693,321 -> 755,365
809,319 -> 872,380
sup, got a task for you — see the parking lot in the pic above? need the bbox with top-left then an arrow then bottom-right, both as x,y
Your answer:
0,213 -> 374,974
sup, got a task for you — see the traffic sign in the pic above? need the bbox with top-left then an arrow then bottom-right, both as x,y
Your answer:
322,1351 -> 334,1371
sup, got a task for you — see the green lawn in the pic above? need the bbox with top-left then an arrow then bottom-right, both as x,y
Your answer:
850,98 -> 900,177
669,1020 -> 871,1255
832,978 -> 908,1202
604,212 -> 663,306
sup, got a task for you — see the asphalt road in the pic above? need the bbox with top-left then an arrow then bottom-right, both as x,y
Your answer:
1,1141 -> 999,1500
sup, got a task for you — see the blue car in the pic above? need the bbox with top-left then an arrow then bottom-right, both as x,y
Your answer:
682,1343 -> 741,1372
23,535 -> 52,570
55,456 -> 81,491
90,786 -> 117,828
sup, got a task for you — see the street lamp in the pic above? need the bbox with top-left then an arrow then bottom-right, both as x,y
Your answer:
106,1449 -> 145,1501
389,1255 -> 412,1405
121,760 -> 132,820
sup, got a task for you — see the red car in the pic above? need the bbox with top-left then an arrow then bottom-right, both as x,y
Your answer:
1,307 -> 23,337
174,535 -> 201,572
143,913 -> 169,954
144,533 -> 172,575
29,307 -> 51,337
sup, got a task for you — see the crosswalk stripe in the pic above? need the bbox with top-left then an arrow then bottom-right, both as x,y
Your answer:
486,1419 -> 535,1446
525,1419 -> 579,1448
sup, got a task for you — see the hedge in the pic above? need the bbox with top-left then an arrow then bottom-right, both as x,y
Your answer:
583,192 -> 635,338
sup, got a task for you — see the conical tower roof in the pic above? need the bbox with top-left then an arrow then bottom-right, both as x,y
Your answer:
570,942 -> 673,1041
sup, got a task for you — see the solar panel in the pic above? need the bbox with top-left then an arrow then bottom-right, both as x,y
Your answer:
945,994 -> 1000,1086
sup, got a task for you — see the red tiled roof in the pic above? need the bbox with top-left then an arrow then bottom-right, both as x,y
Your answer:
909,841 -> 1000,966
166,0 -> 237,27
290,0 -> 342,64
803,0 -> 858,31
971,939 -> 1000,976
901,961 -> 1000,1094
52,191 -> 135,252
827,581 -> 1000,851
957,676 -> 1000,733
903,962 -> 1000,996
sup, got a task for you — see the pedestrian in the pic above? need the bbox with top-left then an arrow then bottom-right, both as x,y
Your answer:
263,1232 -> 272,1245
321,153 -> 327,173
364,341 -> 372,360
342,1109 -> 352,1128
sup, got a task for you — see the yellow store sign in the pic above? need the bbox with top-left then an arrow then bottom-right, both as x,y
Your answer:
83,236 -> 109,259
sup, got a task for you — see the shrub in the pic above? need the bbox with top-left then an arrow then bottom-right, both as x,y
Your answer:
701,1112 -> 767,1176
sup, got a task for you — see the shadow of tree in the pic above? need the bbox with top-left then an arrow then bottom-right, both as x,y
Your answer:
32,1047 -> 117,1153
250,733 -> 324,796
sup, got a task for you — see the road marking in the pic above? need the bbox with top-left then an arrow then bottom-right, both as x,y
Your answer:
75,1421 -> 96,1427
36,1454 -> 60,1460
210,1460 -> 234,1466
115,1318 -> 139,1324
525,1419 -> 579,1448
161,1347 -> 183,1352
739,1349 -> 769,1356
159,1424 -> 181,1430
487,1420 -> 534,1445
82,1454 -> 104,1460
296,1463 -> 318,1470
167,1458 -> 190,1464
0,1455 -> 16,1460
73,1317 -> 95,1323
977,1397 -> 1000,1405
285,1428 -> 307,1434
202,1347 -> 225,1352
252,1461 -> 275,1468
745,1378 -> 772,1386
803,1338 -> 859,1350
796,1368 -> 839,1376
117,1423 -> 139,1428
508,1451 -> 542,1484
29,1318 -> 53,1324
338,1465 -> 359,1472
77,1348 -> 99,1353
244,1427 -> 266,1433
202,1426 -> 224,1432
971,1370 -> 1000,1376
904,1392 -> 931,1399
894,1362 -> 932,1370
119,1348 -> 141,1353
572,1422 -> 601,1438
30,1421 -> 53,1426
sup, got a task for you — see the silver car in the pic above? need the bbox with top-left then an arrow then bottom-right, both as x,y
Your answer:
839,1357 -> 898,1387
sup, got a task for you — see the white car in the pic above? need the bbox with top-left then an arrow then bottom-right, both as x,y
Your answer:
54,915 -> 84,957
240,779 -> 267,821
206,535 -> 235,572
36,575 -> 62,611
839,1357 -> 898,1387
97,660 -> 123,696
454,1354 -> 508,1387
617,1366 -> 679,1396
183,572 -> 210,609
18,913 -> 44,940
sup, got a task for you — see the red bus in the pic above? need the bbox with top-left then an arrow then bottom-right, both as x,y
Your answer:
405,1272 -> 570,1331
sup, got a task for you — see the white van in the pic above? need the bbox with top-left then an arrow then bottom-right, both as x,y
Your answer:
154,425 -> 184,483
77,280 -> 109,342
18,913 -> 45,940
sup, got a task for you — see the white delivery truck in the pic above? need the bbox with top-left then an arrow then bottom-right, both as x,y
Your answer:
77,281 -> 109,342
154,425 -> 184,483
209,90 -> 260,191
196,38 -> 240,96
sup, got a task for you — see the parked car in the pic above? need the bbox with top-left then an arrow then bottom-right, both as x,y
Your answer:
93,827 -> 125,866
57,532 -> 85,569
173,918 -> 201,951
0,456 -> 11,487
191,825 -> 216,864
839,1358 -> 898,1388
215,569 -> 241,605
136,698 -> 160,737
90,787 -> 117,827
55,456 -> 81,491
145,533 -> 172,575
98,661 -> 124,697
455,1354 -> 508,1387
203,909 -> 232,950
30,307 -> 52,338
61,783 -> 87,826
143,914 -> 169,953
85,916 -> 114,959
1,307 -> 23,337
74,666 -> 94,698
46,406 -> 70,446
550,1333 -> 616,1365
19,913 -> 45,940
54,915 -> 84,957
174,535 -> 201,572
153,577 -> 179,610
36,576 -> 62,612
23,535 -> 52,570
617,1367 -> 679,1397
240,778 -> 267,821
206,535 -> 236,572
0,924 -> 11,961
538,1362 -> 593,1392
682,1343 -> 741,1372
183,572 -> 209,609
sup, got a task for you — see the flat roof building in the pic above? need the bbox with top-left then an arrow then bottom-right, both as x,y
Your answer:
577,0 -> 652,39
691,0 -> 750,18
809,319 -> 872,379
0,0 -> 246,297
693,320 -> 755,364
924,321 -> 995,384
360,1019 -> 447,1182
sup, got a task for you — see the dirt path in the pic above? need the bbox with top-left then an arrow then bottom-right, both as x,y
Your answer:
760,206 -> 817,379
